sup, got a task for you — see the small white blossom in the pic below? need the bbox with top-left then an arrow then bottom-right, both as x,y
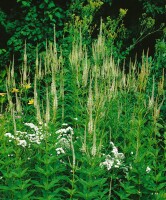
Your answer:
66,126 -> 73,132
112,146 -> 118,156
5,133 -> 15,139
56,128 -> 67,134
56,126 -> 73,134
146,166 -> 151,173
17,139 -> 27,148
24,123 -> 41,133
8,154 -> 14,157
110,141 -> 115,146
62,123 -> 68,126
100,156 -> 114,170
16,131 -> 27,135
56,147 -> 65,155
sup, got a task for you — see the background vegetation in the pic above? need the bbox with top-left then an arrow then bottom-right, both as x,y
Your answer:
0,0 -> 165,199
0,0 -> 165,65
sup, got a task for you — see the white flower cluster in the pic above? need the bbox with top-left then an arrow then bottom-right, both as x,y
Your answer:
5,123 -> 44,148
55,147 -> 65,155
24,123 -> 44,144
5,132 -> 15,139
5,132 -> 28,148
55,126 -> 74,155
24,123 -> 40,132
100,141 -> 125,171
56,126 -> 74,135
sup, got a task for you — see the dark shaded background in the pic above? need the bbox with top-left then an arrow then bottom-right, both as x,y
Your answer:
0,0 -> 165,64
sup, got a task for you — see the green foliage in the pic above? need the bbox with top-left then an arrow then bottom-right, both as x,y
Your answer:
0,1 -> 165,199
154,39 -> 166,72
0,0 -> 64,67
102,9 -> 129,60
139,0 -> 166,16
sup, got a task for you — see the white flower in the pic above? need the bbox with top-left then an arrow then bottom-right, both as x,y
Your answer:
112,146 -> 118,156
56,147 -> 65,155
146,166 -> 151,173
100,141 -> 125,171
62,123 -> 68,126
100,156 -> 114,170
66,126 -> 73,132
57,138 -> 70,149
56,128 -> 67,134
8,154 -> 14,157
110,141 -> 115,146
56,126 -> 73,135
5,133 -> 15,139
17,139 -> 27,148
24,123 -> 40,132
16,131 -> 27,135
4,122 -> 45,147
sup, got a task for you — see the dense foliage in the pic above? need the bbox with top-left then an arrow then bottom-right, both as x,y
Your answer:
0,0 -> 165,199
0,0 -> 165,66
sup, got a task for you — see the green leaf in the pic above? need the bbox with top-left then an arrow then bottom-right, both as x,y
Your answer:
48,2 -> 55,9
156,123 -> 163,128
157,182 -> 166,190
22,1 -> 30,7
12,168 -> 28,178
48,14 -> 53,21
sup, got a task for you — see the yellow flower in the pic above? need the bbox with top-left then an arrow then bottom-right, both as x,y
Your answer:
0,93 -> 6,97
24,83 -> 31,90
28,99 -> 34,105
11,88 -> 19,93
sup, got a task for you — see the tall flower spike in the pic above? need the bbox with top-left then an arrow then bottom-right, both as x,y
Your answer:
51,58 -> 58,120
11,57 -> 16,88
87,77 -> 93,134
81,126 -> 87,153
91,124 -> 96,156
6,81 -> 13,112
34,75 -> 37,108
35,46 -> 39,77
36,101 -> 42,125
23,41 -> 27,83
34,75 -> 42,124
82,50 -> 89,87
148,76 -> 155,109
45,87 -> 50,125
15,93 -> 22,114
